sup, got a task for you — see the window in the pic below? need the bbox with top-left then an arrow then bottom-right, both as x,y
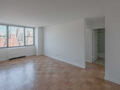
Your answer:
25,28 -> 34,45
8,26 -> 24,47
0,25 -> 7,48
0,24 -> 34,48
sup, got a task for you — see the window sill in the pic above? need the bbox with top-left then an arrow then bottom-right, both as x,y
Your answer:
0,45 -> 35,49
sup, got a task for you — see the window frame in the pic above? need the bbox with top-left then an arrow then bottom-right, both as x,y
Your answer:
24,27 -> 35,46
8,26 -> 25,48
0,23 -> 35,49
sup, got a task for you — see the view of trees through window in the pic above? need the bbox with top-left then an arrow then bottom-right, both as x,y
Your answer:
0,24 -> 34,48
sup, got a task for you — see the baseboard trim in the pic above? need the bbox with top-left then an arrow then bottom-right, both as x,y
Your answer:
9,56 -> 26,60
105,75 -> 120,85
45,55 -> 85,69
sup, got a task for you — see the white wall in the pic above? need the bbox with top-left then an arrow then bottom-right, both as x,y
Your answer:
35,27 -> 44,56
92,30 -> 98,62
104,0 -> 120,85
44,19 -> 85,68
85,28 -> 93,63
0,46 -> 36,61
85,17 -> 105,29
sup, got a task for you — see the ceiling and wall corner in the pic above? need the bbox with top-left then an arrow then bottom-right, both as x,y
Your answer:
0,0 -> 104,26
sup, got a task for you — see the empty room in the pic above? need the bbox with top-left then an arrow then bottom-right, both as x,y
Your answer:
0,0 -> 120,90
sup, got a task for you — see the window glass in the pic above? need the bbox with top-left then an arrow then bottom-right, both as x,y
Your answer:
8,26 -> 24,47
0,25 -> 7,48
25,28 -> 34,45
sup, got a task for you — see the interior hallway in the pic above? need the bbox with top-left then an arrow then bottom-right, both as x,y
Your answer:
0,56 -> 120,90
94,58 -> 105,65
93,29 -> 105,66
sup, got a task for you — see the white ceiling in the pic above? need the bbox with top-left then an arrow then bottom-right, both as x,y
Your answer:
0,0 -> 104,27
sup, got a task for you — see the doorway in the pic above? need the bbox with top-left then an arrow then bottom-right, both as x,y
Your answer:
92,29 -> 105,65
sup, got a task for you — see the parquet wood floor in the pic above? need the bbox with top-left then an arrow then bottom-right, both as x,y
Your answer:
0,55 -> 120,90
